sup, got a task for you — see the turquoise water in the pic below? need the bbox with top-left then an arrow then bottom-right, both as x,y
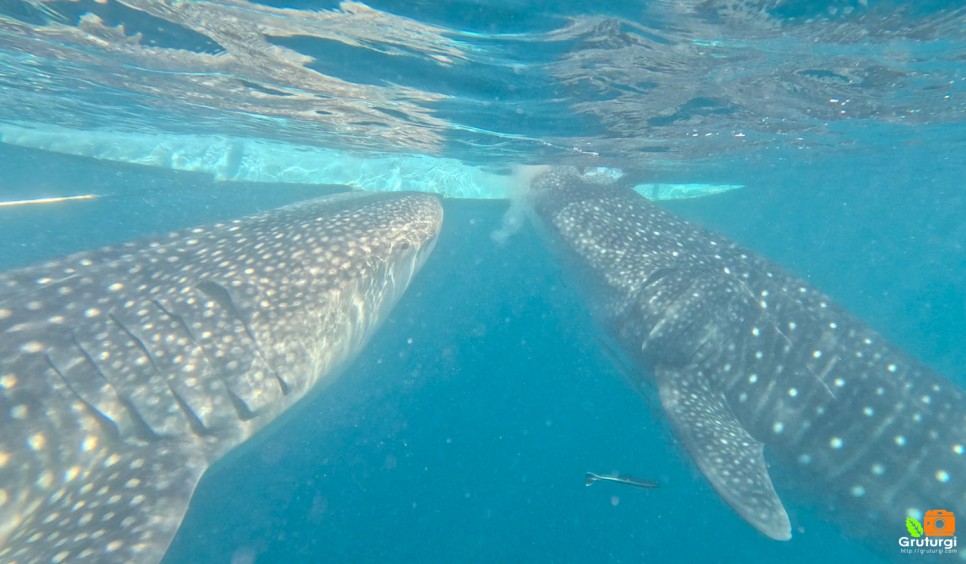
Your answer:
1,1 -> 965,562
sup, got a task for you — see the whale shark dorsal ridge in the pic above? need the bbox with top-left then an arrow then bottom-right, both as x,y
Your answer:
0,191 -> 443,563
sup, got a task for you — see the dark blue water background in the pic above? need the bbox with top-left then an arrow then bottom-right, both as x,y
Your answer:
2,134 -> 963,562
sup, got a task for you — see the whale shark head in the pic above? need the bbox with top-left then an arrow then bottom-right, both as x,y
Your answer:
525,166 -> 701,325
0,191 -> 442,563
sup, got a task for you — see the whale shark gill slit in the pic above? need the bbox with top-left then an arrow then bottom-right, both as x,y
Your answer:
45,350 -> 125,442
192,279 -> 289,396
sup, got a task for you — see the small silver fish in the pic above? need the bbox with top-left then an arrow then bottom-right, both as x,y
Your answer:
585,472 -> 659,490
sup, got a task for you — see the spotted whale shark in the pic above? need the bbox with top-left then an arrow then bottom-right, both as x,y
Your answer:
0,191 -> 442,563
528,167 -> 965,542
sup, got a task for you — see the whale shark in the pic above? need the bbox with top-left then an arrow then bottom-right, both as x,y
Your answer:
527,167 -> 965,542
0,191 -> 442,563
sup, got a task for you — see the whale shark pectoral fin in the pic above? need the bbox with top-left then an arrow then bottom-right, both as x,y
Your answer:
3,440 -> 206,563
655,366 -> 792,541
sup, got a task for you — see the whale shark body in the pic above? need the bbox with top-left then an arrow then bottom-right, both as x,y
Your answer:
0,191 -> 442,563
528,167 -> 965,542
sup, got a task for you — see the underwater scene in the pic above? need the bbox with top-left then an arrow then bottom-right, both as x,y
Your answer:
0,1 -> 964,563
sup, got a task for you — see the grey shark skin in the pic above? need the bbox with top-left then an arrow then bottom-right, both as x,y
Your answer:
0,191 -> 442,563
528,167 -> 965,542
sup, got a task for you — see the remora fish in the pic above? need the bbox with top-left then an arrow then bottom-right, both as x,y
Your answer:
0,191 -> 443,562
528,167 -> 965,541
585,472 -> 659,489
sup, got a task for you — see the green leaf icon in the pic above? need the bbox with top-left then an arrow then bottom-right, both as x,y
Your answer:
906,517 -> 923,538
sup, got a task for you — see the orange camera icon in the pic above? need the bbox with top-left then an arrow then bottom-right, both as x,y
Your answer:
923,509 -> 956,537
